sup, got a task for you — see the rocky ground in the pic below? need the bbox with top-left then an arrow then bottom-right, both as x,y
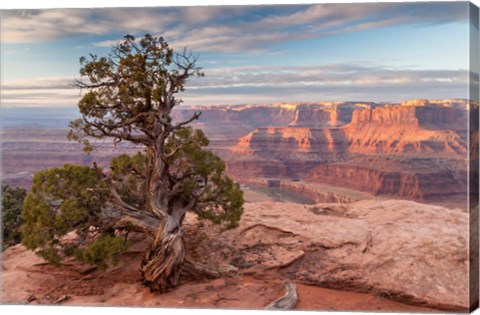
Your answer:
1,195 -> 470,312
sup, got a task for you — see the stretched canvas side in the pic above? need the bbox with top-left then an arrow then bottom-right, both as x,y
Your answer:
469,1 -> 480,312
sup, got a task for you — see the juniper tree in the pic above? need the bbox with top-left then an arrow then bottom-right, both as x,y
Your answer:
21,34 -> 244,292
2,185 -> 26,250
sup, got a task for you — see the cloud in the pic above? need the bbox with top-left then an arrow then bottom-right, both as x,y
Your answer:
156,3 -> 469,53
180,82 -> 468,106
3,9 -> 105,43
1,77 -> 76,90
1,89 -> 80,106
2,8 -> 178,44
180,64 -> 469,104
92,39 -> 121,48
1,76 -> 80,107
1,65 -> 469,107
186,64 -> 468,90
105,3 -> 467,53
2,3 -> 468,53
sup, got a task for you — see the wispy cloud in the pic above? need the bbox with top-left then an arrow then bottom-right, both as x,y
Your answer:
181,64 -> 468,103
200,64 -> 467,87
1,65 -> 468,107
1,77 -> 79,106
1,77 -> 76,90
3,3 -> 468,53
2,8 -> 178,43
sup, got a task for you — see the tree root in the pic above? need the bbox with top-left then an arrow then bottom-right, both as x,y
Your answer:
266,280 -> 298,310
141,224 -> 185,292
180,259 -> 221,281
141,219 -> 224,292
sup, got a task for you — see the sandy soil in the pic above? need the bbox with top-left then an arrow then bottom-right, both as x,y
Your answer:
1,239 -> 435,312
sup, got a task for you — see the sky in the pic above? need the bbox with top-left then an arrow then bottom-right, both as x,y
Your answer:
0,1 -> 475,107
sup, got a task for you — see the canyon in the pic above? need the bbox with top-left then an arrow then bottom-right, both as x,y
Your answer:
2,99 -> 473,210
182,99 -> 472,210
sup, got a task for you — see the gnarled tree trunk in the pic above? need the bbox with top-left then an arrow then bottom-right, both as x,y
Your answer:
141,215 -> 185,292
140,214 -> 221,292
140,143 -> 187,292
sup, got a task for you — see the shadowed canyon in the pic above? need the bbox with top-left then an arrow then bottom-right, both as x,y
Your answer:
5,99 -> 469,208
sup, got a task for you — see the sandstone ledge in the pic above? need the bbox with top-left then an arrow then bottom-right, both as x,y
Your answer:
1,199 -> 470,311
200,199 -> 469,311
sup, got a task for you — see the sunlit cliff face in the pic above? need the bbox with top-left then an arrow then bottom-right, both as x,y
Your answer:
231,99 -> 469,157
209,99 -> 471,207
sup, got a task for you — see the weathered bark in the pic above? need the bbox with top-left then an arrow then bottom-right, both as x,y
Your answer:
140,189 -> 220,291
141,216 -> 185,292
140,140 -> 185,292
114,214 -> 160,236
140,215 -> 221,292
180,259 -> 221,281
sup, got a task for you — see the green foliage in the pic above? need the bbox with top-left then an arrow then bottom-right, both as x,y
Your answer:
23,34 -> 244,275
74,233 -> 128,270
67,33 -> 243,229
68,33 -> 204,151
103,128 -> 245,229
197,175 -> 244,229
38,245 -> 62,267
109,152 -> 147,207
1,185 -> 26,250
165,127 -> 244,229
110,152 -> 147,176
21,165 -> 105,265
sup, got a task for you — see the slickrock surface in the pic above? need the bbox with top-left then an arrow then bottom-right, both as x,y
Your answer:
196,200 -> 469,311
2,199 -> 467,311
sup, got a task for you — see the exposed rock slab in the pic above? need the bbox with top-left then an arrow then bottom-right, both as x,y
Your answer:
0,198 -> 469,311
201,200 -> 469,311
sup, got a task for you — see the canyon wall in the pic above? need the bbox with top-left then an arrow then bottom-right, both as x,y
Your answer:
172,104 -> 299,139
2,99 -> 470,208
172,102 -> 373,139
217,99 -> 469,208
307,161 -> 468,202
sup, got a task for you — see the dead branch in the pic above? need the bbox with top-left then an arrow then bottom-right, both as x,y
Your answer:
266,280 -> 298,310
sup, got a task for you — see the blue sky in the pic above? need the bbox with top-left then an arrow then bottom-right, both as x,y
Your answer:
0,2 -> 474,107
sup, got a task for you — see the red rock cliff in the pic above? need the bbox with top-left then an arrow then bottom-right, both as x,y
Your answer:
221,101 -> 469,206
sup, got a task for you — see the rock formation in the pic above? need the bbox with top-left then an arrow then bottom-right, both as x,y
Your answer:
202,200 -> 469,311
219,100 -> 469,208
2,99 -> 471,209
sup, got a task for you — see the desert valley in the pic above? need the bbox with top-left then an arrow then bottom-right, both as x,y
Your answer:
2,98 -> 473,209
1,98 -> 476,311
